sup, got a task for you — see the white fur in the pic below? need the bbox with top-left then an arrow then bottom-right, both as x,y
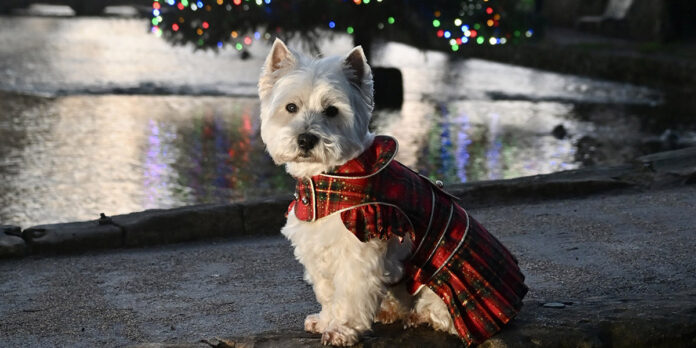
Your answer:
258,39 -> 456,346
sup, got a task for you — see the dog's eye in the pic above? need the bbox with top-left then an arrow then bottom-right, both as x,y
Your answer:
323,106 -> 339,117
286,103 -> 298,113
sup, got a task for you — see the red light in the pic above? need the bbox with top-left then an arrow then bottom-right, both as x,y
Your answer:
353,0 -> 362,4
470,29 -> 477,38
456,38 -> 462,45
153,2 -> 161,10
244,36 -> 252,45
177,2 -> 184,10
437,29 -> 444,37
486,7 -> 493,15
202,21 -> 209,29
233,0 -> 241,4
172,23 -> 179,31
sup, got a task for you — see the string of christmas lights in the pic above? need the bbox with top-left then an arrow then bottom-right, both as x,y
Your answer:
150,0 -> 537,52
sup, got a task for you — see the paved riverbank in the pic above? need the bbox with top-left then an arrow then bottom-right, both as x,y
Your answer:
1,179 -> 695,346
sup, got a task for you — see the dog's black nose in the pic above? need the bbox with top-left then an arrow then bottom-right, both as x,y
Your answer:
297,133 -> 319,152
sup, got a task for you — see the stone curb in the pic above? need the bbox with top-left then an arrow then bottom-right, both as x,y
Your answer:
0,197 -> 289,258
0,225 -> 25,258
1,147 -> 695,259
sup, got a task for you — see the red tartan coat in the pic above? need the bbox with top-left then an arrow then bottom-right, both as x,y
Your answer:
288,135 -> 528,346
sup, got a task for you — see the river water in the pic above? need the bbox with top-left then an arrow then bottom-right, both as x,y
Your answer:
0,8 -> 684,227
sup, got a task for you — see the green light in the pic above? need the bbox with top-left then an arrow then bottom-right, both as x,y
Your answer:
364,0 -> 370,3
432,19 -> 440,27
514,30 -> 521,37
197,39 -> 204,46
347,26 -> 354,34
476,37 -> 484,44
451,44 -> 459,52
235,43 -> 243,50
182,0 -> 189,6
151,18 -> 158,26
474,23 -> 481,30
387,16 -> 395,24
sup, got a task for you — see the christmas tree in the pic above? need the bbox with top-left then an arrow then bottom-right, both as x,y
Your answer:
151,0 -> 539,58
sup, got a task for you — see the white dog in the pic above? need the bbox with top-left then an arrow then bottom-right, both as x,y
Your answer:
258,39 -> 527,346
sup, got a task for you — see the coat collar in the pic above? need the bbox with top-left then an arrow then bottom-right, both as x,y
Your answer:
290,135 -> 400,223
319,135 -> 399,179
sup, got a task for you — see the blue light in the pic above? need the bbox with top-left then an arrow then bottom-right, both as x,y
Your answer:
444,31 -> 451,39
461,25 -> 469,31
264,0 -> 271,3
166,0 -> 175,5
196,1 -> 203,8
328,21 -> 336,29
217,41 -> 223,48
152,9 -> 160,16
254,31 -> 261,39
461,37 -> 469,44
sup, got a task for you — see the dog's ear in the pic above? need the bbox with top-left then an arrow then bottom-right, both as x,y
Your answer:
259,39 -> 296,99
343,46 -> 370,87
264,38 -> 296,73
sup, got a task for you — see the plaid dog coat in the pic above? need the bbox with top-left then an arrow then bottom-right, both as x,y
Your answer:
288,135 -> 527,346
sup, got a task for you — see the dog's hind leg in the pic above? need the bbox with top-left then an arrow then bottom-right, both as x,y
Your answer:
375,284 -> 412,324
406,286 -> 457,335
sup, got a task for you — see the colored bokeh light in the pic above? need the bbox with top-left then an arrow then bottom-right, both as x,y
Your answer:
150,0 -> 535,52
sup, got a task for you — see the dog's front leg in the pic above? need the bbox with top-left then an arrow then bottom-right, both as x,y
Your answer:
303,271 -> 333,334
320,239 -> 386,346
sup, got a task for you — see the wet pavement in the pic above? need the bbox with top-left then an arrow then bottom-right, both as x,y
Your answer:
1,11 -> 694,228
1,185 -> 695,347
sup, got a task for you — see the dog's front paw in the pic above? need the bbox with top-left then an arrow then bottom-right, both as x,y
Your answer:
304,313 -> 326,333
321,325 -> 359,346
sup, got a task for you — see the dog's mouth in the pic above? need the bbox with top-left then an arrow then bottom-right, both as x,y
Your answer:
294,152 -> 317,162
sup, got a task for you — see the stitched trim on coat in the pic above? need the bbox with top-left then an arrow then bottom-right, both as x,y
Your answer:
418,202 -> 455,269
409,186 -> 435,259
309,178 -> 317,222
329,201 -> 416,239
426,206 -> 471,283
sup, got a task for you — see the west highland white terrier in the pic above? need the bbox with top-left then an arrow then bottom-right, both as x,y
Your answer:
258,39 -> 528,347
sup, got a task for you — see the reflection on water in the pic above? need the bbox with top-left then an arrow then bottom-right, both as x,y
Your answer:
0,95 -> 292,227
0,91 -> 672,227
413,101 -> 578,183
0,17 -> 689,227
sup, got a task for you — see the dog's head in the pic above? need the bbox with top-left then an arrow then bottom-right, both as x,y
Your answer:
258,39 -> 374,178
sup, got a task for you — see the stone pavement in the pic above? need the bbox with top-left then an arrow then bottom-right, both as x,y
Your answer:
1,184 -> 695,347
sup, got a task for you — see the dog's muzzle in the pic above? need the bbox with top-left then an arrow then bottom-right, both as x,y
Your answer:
297,133 -> 319,153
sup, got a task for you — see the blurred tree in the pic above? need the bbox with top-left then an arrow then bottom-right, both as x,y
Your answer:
151,0 -> 539,59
